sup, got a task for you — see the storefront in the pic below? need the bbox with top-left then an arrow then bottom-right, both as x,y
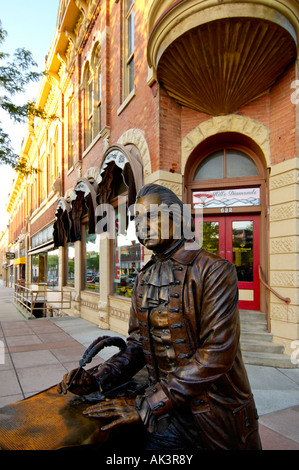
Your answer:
28,224 -> 59,290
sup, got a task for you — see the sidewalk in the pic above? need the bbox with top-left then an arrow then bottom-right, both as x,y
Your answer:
0,286 -> 298,450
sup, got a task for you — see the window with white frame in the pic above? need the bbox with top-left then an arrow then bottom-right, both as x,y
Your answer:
123,0 -> 134,98
54,127 -> 59,179
68,99 -> 74,169
83,63 -> 94,149
92,43 -> 102,135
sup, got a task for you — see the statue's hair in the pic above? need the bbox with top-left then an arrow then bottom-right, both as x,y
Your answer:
136,184 -> 182,207
136,184 -> 195,234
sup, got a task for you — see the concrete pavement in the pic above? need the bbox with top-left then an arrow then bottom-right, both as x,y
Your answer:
0,285 -> 298,450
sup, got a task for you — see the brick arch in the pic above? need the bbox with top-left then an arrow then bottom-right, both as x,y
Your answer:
182,115 -> 271,175
117,128 -> 152,179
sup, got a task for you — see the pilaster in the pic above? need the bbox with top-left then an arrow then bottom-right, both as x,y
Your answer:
269,157 -> 299,354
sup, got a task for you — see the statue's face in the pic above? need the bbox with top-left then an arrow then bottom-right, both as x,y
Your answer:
135,194 -> 176,253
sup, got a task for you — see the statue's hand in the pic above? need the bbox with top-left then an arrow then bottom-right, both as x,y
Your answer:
83,397 -> 140,431
57,368 -> 98,396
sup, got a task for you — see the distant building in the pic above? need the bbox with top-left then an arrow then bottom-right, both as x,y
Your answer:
5,0 -> 299,359
0,227 -> 10,286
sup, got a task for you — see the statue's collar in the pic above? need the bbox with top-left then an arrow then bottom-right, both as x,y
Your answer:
138,240 -> 202,309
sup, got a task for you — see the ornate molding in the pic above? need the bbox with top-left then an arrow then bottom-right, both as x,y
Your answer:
270,237 -> 298,254
271,303 -> 298,323
81,299 -> 98,310
64,188 -> 75,200
270,271 -> 298,288
117,128 -> 152,178
52,177 -> 62,195
100,126 -> 111,151
110,307 -> 129,322
270,170 -> 299,190
75,160 -> 82,178
270,202 -> 299,221
84,166 -> 100,181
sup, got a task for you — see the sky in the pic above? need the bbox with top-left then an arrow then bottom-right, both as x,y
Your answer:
0,0 -> 60,232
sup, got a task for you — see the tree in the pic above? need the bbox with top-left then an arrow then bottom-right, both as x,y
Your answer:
0,20 -> 43,173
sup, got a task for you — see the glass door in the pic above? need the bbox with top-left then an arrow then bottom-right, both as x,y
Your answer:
200,215 -> 260,310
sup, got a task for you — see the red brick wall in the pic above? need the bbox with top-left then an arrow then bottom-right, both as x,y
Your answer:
30,203 -> 57,237
158,87 -> 181,173
180,62 -> 296,169
269,64 -> 296,165
107,1 -> 159,167
64,1 -> 160,181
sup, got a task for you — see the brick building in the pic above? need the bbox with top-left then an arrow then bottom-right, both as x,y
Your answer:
4,0 -> 299,363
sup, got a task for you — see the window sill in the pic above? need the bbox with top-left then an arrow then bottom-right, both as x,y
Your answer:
67,166 -> 74,176
117,89 -> 136,116
82,289 -> 100,296
110,294 -> 131,302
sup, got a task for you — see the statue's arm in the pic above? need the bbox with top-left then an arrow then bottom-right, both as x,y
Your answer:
92,280 -> 145,393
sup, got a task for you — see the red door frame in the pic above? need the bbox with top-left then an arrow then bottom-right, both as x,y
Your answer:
200,214 -> 260,310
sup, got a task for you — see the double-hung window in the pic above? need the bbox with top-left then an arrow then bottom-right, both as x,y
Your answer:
84,65 -> 94,149
123,0 -> 134,98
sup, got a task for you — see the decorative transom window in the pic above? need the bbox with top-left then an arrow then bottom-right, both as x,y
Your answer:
193,149 -> 259,181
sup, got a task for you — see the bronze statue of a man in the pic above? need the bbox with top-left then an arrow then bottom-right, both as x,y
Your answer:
58,184 -> 262,451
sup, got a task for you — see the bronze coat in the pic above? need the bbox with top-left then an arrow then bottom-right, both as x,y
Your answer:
96,244 -> 261,450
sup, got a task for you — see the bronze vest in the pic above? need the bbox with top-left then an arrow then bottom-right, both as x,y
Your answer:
136,261 -> 194,384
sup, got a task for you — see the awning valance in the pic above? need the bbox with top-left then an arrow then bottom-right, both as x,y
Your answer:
71,177 -> 99,241
14,257 -> 26,265
53,144 -> 143,246
53,198 -> 73,247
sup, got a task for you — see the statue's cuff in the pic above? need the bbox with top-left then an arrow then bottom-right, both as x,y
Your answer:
144,382 -> 173,418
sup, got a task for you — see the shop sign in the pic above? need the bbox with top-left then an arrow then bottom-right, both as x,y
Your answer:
6,252 -> 15,260
193,188 -> 260,209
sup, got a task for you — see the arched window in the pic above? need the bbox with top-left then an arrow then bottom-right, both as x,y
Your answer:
83,63 -> 94,148
47,128 -> 59,194
91,43 -> 101,135
193,149 -> 259,181
67,97 -> 74,169
40,153 -> 47,202
54,127 -> 59,179
47,147 -> 52,195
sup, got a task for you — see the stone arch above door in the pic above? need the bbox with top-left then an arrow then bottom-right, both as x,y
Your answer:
182,115 -> 271,174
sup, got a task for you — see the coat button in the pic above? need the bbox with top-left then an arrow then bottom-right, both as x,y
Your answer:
169,307 -> 179,313
193,399 -> 205,406
153,401 -> 165,411
171,323 -> 182,329
245,416 -> 251,428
